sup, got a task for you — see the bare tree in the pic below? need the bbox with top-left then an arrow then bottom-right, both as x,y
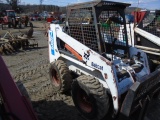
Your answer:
40,0 -> 43,5
6,0 -> 19,11
39,0 -> 43,12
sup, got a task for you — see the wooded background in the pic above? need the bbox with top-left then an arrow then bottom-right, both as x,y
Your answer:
0,0 -> 139,14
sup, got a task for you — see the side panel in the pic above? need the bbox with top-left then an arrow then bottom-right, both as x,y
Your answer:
129,47 -> 150,78
48,24 -> 60,63
60,55 -> 109,88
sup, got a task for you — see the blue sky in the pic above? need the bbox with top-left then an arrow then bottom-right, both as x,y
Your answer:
1,0 -> 160,9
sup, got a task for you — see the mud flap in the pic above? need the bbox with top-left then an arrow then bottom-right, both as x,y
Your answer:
119,69 -> 160,120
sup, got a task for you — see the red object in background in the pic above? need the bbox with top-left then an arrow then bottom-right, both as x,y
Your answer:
0,56 -> 38,120
131,11 -> 146,24
30,14 -> 41,21
47,17 -> 55,23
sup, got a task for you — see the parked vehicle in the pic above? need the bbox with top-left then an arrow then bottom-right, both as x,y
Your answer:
0,10 -> 21,29
39,11 -> 48,20
30,14 -> 41,21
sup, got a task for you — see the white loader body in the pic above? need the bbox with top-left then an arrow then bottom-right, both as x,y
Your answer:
48,24 -> 150,114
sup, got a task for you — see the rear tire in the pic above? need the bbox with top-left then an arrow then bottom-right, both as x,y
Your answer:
71,75 -> 109,120
49,60 -> 72,93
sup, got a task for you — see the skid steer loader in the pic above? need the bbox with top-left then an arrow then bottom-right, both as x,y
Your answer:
48,0 -> 160,120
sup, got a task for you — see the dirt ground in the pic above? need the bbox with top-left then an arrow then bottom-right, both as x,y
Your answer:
0,21 -> 160,120
0,21 -> 85,120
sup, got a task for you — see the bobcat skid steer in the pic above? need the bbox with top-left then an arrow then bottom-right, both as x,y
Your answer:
48,0 -> 160,120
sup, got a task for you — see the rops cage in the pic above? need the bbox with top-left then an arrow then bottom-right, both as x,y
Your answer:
66,0 -> 130,57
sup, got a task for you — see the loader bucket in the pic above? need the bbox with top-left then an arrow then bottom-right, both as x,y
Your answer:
120,68 -> 160,120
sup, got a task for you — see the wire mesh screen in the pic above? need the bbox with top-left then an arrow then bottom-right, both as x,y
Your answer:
142,12 -> 160,37
99,11 -> 127,47
68,8 -> 99,52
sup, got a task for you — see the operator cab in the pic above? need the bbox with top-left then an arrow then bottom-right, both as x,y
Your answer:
3,10 -> 16,18
66,0 -> 130,58
6,10 -> 16,17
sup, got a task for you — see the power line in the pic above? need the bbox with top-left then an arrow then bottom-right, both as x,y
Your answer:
137,0 -> 140,8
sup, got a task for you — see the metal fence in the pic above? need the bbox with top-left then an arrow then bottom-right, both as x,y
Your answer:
68,7 -> 99,52
99,10 -> 127,47
142,10 -> 160,37
66,0 -> 130,54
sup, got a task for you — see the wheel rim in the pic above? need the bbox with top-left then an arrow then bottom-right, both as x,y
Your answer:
52,69 -> 60,87
77,88 -> 93,113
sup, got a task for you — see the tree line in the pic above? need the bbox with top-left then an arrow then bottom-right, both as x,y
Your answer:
0,0 -> 140,15
0,3 -> 66,14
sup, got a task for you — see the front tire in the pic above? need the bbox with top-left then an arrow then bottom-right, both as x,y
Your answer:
49,60 -> 72,93
71,75 -> 109,120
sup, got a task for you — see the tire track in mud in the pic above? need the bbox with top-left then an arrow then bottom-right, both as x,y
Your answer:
1,29 -> 84,120
1,27 -> 84,119
16,61 -> 84,120
12,57 -> 53,101
5,50 -> 48,77
13,62 -> 49,81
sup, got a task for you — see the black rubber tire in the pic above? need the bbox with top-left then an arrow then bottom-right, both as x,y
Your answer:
49,60 -> 72,93
71,75 -> 109,120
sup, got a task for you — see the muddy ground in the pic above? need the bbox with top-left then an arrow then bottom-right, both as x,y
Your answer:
0,21 -> 160,120
1,21 -> 84,120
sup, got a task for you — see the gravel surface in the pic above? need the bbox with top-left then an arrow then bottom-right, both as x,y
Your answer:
1,21 -> 160,120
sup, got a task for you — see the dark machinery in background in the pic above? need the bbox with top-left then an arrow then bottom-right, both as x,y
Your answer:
133,10 -> 160,71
